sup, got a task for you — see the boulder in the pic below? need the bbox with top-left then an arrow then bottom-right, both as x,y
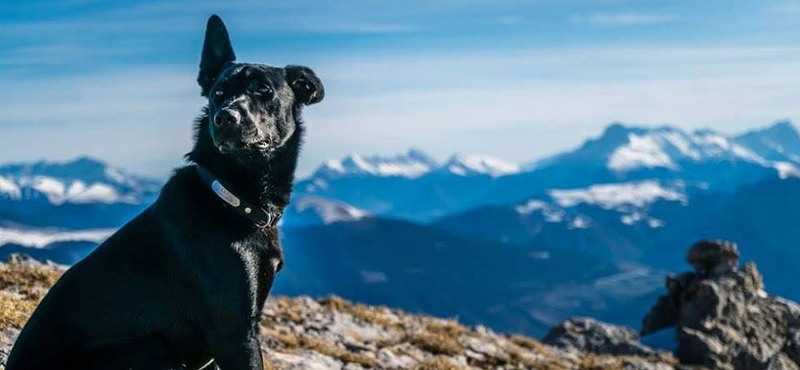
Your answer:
544,317 -> 664,358
642,240 -> 800,370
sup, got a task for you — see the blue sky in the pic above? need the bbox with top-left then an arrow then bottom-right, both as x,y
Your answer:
2,0 -> 800,177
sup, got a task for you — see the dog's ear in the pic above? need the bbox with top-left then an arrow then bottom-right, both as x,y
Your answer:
197,15 -> 236,97
285,65 -> 324,106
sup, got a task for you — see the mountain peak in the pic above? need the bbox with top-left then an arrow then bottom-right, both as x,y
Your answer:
0,156 -> 159,205
734,121 -> 800,164
536,123 -> 772,173
442,154 -> 519,177
313,149 -> 439,179
762,120 -> 797,136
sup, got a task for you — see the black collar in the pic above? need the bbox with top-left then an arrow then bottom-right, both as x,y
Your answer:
195,165 -> 283,229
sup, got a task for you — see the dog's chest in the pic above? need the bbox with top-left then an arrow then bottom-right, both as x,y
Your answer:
231,231 -> 282,314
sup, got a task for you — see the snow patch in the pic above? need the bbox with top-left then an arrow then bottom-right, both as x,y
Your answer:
0,227 -> 114,248
443,155 -> 519,177
66,183 -> 121,204
550,181 -> 686,210
32,176 -> 66,204
515,200 -> 565,222
570,216 -> 591,229
295,196 -> 368,225
603,127 -> 769,173
0,176 -> 21,200
608,134 -> 676,172
317,151 -> 438,179
774,162 -> 800,179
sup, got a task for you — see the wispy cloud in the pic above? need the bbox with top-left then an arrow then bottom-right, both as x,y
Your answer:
3,46 -> 800,177
570,13 -> 678,26
0,44 -> 146,66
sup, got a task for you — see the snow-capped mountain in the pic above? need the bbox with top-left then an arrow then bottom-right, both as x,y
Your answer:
439,154 -> 520,177
310,149 -> 439,180
0,157 -> 159,229
296,122 -> 800,222
308,149 -> 520,181
0,156 -> 160,205
529,122 -> 800,179
734,120 -> 800,164
296,149 -> 524,221
531,123 -> 783,173
284,196 -> 368,227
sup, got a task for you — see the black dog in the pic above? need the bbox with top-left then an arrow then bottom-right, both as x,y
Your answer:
6,15 -> 323,370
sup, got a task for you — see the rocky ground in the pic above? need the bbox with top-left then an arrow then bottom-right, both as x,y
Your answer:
0,239 -> 796,370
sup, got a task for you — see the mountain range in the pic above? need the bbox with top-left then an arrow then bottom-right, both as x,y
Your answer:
2,120 -> 800,337
295,121 -> 800,222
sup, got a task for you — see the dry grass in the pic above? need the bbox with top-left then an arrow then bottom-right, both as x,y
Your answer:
0,261 -> 62,329
424,318 -> 468,338
406,332 -> 463,356
262,328 -> 300,349
0,294 -> 38,329
0,262 -> 61,291
299,334 -> 380,368
413,356 -> 466,370
578,354 -> 680,370
0,268 -> 680,370
268,297 -> 305,324
320,296 -> 400,328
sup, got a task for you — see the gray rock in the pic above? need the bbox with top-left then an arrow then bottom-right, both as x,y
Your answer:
686,240 -> 739,276
544,317 -> 663,358
643,240 -> 800,370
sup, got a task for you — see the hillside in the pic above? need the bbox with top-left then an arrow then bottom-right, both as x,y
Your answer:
0,255 -> 679,370
3,240 -> 800,369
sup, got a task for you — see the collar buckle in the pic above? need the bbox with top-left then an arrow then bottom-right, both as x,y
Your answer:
196,165 -> 284,230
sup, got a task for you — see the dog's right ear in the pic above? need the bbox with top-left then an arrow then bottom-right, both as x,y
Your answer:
197,15 -> 236,97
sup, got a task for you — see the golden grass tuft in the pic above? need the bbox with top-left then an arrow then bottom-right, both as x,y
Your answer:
413,356 -> 466,370
406,332 -> 463,356
578,354 -> 680,370
262,358 -> 276,370
320,295 -> 400,328
0,261 -> 63,329
0,294 -> 38,329
262,328 -> 300,349
0,263 -> 61,291
424,319 -> 468,338
299,334 -> 380,368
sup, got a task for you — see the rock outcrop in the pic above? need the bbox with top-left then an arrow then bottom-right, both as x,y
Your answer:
544,317 -> 666,359
642,240 -> 800,370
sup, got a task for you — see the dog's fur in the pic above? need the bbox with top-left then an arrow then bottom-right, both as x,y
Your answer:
6,15 -> 323,370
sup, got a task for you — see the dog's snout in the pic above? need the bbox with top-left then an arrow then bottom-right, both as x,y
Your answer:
213,110 -> 240,127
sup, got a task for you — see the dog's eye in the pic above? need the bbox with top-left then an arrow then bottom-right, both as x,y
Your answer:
213,90 -> 224,100
252,82 -> 274,97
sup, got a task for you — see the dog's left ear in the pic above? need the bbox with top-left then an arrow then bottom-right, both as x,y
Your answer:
285,65 -> 324,106
198,15 -> 236,97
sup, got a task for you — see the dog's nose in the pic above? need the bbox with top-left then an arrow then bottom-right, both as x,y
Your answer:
213,110 -> 240,127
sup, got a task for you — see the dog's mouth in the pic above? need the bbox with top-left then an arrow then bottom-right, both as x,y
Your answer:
213,130 -> 276,154
214,139 -> 274,154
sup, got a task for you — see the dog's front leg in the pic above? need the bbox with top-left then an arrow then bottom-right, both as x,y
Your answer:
208,329 -> 263,370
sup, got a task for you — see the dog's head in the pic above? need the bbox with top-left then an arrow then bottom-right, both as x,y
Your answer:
196,15 -> 324,155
